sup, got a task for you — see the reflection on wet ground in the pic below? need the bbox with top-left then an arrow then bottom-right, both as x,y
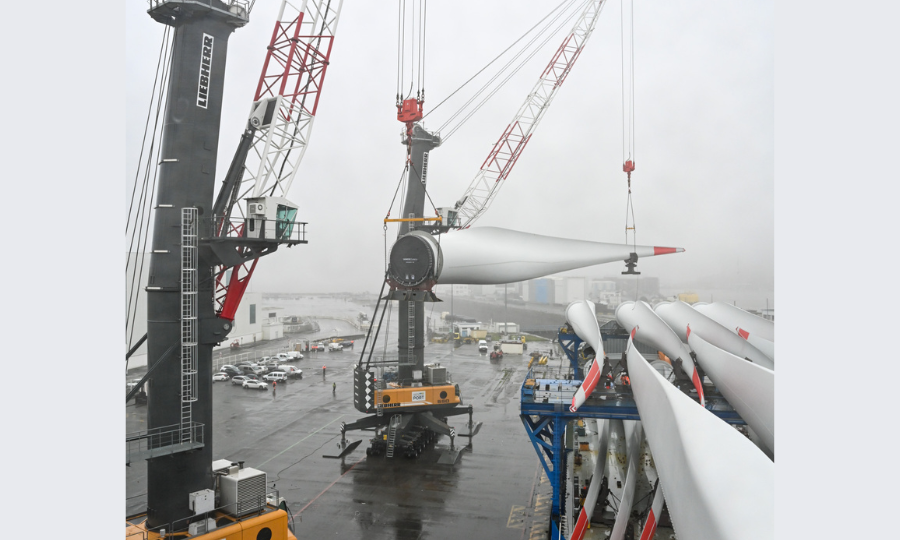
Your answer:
127,338 -> 558,538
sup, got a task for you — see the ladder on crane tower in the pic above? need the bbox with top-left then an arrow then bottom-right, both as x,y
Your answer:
406,300 -> 415,361
376,378 -> 384,417
180,208 -> 199,442
386,414 -> 402,458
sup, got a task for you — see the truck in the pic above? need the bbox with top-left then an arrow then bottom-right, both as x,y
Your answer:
478,340 -> 488,353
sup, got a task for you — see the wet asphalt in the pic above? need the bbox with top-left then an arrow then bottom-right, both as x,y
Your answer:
126,340 -> 556,539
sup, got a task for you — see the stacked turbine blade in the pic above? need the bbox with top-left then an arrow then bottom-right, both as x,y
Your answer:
655,301 -> 773,370
626,338 -> 774,540
565,300 -> 606,412
616,300 -> 705,405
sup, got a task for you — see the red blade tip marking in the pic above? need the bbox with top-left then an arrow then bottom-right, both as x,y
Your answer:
653,246 -> 684,255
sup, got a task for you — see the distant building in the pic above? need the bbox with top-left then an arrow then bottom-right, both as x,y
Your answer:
677,292 -> 700,304
434,284 -> 470,297
490,322 -> 520,334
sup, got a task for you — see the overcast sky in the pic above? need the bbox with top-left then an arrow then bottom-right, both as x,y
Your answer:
126,0 -> 773,308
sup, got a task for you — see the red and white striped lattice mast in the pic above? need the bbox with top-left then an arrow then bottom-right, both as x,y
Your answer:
245,0 -> 344,200
214,0 -> 344,320
453,0 -> 608,229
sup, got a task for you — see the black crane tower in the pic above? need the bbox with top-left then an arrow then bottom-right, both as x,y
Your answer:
394,125 -> 441,381
143,0 -> 247,530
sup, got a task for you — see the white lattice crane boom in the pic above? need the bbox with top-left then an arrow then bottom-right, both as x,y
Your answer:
239,0 -> 343,202
453,0 -> 607,229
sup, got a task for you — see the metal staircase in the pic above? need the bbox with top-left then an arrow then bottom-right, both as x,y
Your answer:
386,414 -> 402,458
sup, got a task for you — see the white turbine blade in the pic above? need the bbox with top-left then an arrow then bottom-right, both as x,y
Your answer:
611,421 -> 643,540
437,227 -> 683,284
639,480 -> 666,540
570,357 -> 602,412
566,300 -> 609,411
565,300 -> 605,358
655,301 -> 774,370
738,328 -> 775,362
570,419 -> 610,540
694,302 -> 774,342
616,301 -> 704,405
606,419 -> 628,509
626,338 -> 774,540
687,328 -> 774,455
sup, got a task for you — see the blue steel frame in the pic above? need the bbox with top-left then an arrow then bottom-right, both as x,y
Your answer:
521,405 -> 569,537
520,364 -> 746,539
557,326 -> 584,379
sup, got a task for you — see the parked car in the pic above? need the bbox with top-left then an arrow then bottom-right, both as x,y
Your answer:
263,372 -> 288,382
328,342 -> 343,352
213,372 -> 229,382
243,379 -> 268,390
231,375 -> 249,386
220,365 -> 241,376
478,340 -> 488,353
310,343 -> 325,352
249,364 -> 268,375
244,373 -> 260,381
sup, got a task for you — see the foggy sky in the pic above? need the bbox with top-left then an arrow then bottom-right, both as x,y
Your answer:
126,0 -> 773,308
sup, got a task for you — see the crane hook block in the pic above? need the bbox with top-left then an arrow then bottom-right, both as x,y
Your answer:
397,98 -> 424,123
621,252 -> 641,275
623,160 -> 635,173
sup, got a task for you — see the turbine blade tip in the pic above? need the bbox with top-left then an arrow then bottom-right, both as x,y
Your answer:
653,246 -> 685,255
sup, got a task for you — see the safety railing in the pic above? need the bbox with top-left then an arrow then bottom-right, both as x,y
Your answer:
148,0 -> 250,16
126,422 -> 204,464
205,216 -> 307,245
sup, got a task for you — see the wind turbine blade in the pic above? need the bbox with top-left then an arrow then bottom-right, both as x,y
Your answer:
566,300 -> 608,411
639,482 -> 666,540
626,339 -> 774,540
694,302 -> 774,342
737,329 -> 774,362
571,419 -> 610,540
566,300 -> 605,358
655,301 -> 774,370
437,227 -> 683,284
687,327 -> 774,455
616,301 -> 704,405
610,421 -> 643,540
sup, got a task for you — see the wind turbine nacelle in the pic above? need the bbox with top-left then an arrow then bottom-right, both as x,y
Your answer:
387,231 -> 443,290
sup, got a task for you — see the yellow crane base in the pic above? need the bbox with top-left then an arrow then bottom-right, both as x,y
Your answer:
125,508 -> 296,540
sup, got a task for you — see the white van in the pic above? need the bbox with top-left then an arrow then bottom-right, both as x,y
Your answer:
263,371 -> 288,382
281,365 -> 303,378
328,342 -> 343,352
478,340 -> 488,353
